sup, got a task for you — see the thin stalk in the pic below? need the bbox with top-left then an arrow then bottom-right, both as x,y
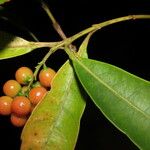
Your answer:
30,41 -> 62,48
41,0 -> 67,40
27,14 -> 150,89
35,15 -> 150,50
64,46 -> 77,60
67,15 -> 150,44
27,0 -> 67,89
27,46 -> 59,88
41,0 -> 76,51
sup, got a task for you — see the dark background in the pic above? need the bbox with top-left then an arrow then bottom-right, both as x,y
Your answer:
0,0 -> 150,149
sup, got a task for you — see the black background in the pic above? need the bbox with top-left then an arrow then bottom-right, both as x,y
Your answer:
0,0 -> 150,149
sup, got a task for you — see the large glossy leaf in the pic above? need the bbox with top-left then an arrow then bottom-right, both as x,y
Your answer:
21,62 -> 86,150
72,57 -> 150,150
21,34 -> 93,150
0,31 -> 40,59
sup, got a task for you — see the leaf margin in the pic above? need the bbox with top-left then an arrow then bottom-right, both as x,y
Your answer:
72,57 -> 150,150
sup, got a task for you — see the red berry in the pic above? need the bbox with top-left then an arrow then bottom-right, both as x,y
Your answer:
29,87 -> 47,105
0,96 -> 13,115
3,80 -> 21,97
10,114 -> 27,127
39,67 -> 56,88
11,96 -> 31,116
15,67 -> 33,85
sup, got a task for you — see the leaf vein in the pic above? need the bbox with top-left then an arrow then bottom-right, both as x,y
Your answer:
76,59 -> 150,119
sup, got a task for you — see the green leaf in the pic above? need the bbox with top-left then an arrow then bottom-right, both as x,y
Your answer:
0,0 -> 10,5
72,57 -> 150,150
0,31 -> 40,60
21,62 -> 86,150
20,33 -> 93,150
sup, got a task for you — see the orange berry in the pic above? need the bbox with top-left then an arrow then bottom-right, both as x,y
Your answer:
10,114 -> 27,127
29,87 -> 47,105
15,67 -> 33,85
11,96 -> 31,116
0,96 -> 13,115
3,80 -> 21,97
39,67 -> 56,88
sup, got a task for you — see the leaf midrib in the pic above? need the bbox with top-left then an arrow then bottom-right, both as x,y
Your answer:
76,58 -> 150,119
2,43 -> 36,49
43,61 -> 78,148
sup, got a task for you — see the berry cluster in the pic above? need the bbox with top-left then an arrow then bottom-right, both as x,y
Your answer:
0,66 -> 56,127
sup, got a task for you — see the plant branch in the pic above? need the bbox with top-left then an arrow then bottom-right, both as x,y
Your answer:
67,15 -> 150,44
27,46 -> 59,88
27,14 -> 150,89
34,15 -> 150,50
30,41 -> 62,48
41,0 -> 67,40
41,0 -> 76,51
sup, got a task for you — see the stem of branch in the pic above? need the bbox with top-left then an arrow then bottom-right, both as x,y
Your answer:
41,0 -> 67,40
36,15 -> 150,51
41,0 -> 76,51
67,15 -> 150,44
27,47 -> 59,89
30,41 -> 62,48
27,14 -> 150,89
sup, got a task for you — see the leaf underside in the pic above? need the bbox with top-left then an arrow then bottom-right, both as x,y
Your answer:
21,61 -> 86,150
73,57 -> 150,150
0,31 -> 38,59
21,33 -> 93,150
